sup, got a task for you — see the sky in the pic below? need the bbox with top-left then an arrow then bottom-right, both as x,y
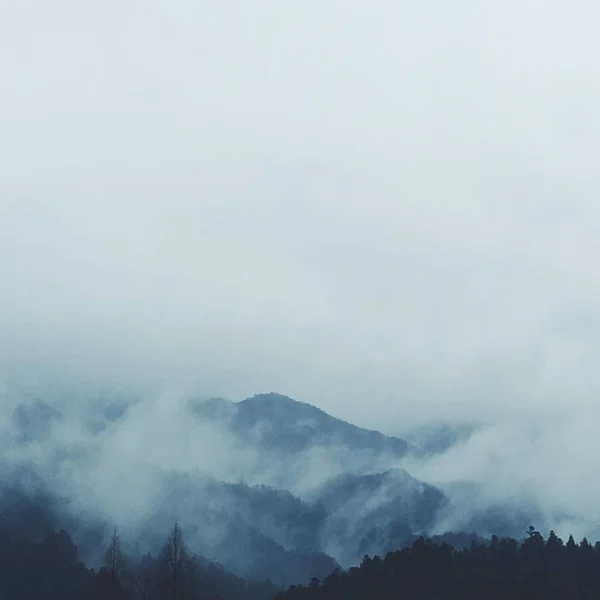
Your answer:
2,0 -> 600,440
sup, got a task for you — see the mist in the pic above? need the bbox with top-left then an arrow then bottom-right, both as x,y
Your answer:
2,0 -> 600,570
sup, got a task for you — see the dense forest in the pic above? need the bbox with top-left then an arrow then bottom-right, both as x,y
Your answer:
3,513 -> 600,600
276,526 -> 600,600
0,518 -> 278,600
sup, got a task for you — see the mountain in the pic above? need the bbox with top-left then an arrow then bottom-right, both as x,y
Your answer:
192,394 -> 416,458
12,397 -> 62,444
1,389 -> 542,591
188,393 -> 432,506
148,394 -> 460,571
313,469 -> 448,565
135,471 -> 339,587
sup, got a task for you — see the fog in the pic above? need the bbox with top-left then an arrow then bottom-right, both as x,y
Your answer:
2,0 -> 600,553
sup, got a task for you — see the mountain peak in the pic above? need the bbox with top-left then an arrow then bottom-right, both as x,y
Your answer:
189,392 -> 419,464
239,393 -> 326,417
230,392 -> 417,458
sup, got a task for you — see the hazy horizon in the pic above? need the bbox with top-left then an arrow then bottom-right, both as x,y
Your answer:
3,0 -> 600,549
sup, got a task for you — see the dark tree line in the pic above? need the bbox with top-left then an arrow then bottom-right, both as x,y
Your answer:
275,526 -> 600,600
0,519 -> 277,600
4,515 -> 600,600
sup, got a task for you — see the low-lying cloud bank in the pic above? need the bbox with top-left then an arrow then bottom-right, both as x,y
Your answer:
2,369 -> 600,574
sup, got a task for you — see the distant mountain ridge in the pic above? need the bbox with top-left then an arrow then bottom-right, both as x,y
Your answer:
2,389 -> 541,587
191,393 -> 419,457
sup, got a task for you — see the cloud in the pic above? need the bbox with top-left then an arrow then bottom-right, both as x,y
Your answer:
2,0 -> 600,539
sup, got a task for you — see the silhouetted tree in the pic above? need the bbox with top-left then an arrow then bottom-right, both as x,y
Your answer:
158,521 -> 195,600
275,526 -> 600,600
104,528 -> 125,591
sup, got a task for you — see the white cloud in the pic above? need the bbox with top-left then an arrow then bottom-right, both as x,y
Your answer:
2,0 -> 600,530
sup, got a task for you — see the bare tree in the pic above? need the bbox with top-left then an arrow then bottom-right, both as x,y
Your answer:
162,522 -> 190,600
104,527 -> 125,596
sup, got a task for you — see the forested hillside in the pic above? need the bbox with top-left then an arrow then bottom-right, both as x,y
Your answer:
0,518 -> 278,600
276,527 -> 600,600
3,518 -> 600,600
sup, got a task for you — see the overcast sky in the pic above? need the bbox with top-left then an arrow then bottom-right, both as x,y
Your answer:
2,0 -> 600,434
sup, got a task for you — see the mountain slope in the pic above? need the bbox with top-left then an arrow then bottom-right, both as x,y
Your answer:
3,389 -> 542,587
130,471 -> 340,587
314,469 -> 448,565
191,393 -> 418,458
